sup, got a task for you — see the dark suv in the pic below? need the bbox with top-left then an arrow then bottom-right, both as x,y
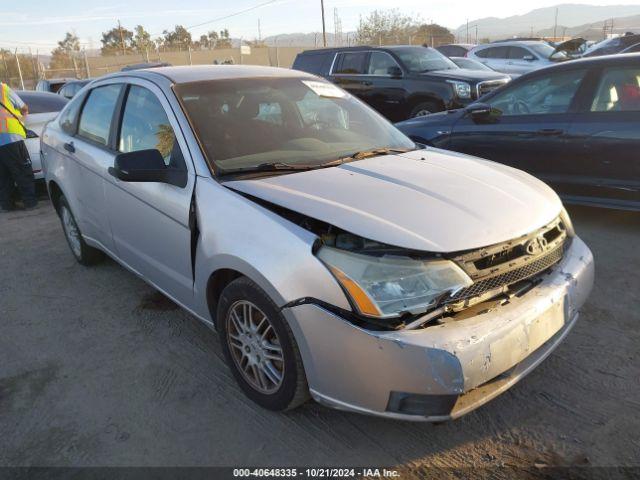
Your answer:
292,45 -> 511,121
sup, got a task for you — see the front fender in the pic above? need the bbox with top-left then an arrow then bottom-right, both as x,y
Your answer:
191,176 -> 351,324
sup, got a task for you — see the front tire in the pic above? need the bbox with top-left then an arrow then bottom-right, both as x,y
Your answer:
58,195 -> 104,266
217,277 -> 309,411
410,101 -> 440,118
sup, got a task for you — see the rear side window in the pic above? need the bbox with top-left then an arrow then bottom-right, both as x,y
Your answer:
118,85 -> 185,169
333,52 -> 367,74
437,45 -> 467,57
77,84 -> 122,146
293,53 -> 331,75
59,95 -> 84,135
476,46 -> 509,59
591,67 -> 640,112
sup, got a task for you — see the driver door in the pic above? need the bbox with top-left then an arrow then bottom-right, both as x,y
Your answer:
449,68 -> 588,186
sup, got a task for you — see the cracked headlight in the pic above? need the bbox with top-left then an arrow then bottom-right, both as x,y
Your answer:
317,246 -> 473,319
448,80 -> 471,99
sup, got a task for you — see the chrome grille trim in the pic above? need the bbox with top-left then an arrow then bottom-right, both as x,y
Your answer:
476,79 -> 510,99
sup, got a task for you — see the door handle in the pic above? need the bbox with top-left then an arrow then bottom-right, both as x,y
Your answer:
63,141 -> 75,153
536,129 -> 564,136
362,81 -> 373,86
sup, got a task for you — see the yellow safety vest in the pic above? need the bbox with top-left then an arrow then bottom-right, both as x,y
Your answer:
0,83 -> 26,138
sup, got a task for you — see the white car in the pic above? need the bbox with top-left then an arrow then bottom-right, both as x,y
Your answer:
17,90 -> 68,180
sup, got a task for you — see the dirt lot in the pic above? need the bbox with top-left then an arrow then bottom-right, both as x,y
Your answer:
0,201 -> 638,476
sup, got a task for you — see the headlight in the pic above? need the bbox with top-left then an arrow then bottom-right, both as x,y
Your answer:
448,80 -> 471,99
316,246 -> 472,319
560,206 -> 575,237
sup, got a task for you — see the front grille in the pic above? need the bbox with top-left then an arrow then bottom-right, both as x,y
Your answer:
447,244 -> 564,303
476,79 -> 510,99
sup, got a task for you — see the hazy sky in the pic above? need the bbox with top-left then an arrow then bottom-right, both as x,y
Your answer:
0,0 -> 635,51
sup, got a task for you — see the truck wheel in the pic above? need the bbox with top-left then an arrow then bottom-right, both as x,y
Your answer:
217,277 -> 309,411
58,195 -> 104,266
410,101 -> 440,118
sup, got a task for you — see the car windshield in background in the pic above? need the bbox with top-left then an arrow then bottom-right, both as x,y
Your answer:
175,77 -> 414,174
394,47 -> 458,73
530,43 -> 567,60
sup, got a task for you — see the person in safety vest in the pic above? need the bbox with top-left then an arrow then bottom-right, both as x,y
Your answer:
0,82 -> 37,212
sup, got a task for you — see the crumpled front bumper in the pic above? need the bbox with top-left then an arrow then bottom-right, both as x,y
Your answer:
283,236 -> 594,421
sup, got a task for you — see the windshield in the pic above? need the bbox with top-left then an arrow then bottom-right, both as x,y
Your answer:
529,43 -> 567,60
452,58 -> 492,71
393,47 -> 458,73
175,77 -> 414,174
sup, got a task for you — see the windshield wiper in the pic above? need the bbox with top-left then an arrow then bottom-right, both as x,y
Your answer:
339,147 -> 415,162
219,162 -> 319,176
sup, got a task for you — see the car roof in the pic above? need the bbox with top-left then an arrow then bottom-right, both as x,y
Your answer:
102,64 -> 317,84
41,78 -> 76,84
299,45 -> 425,55
477,40 -> 548,47
17,90 -> 63,99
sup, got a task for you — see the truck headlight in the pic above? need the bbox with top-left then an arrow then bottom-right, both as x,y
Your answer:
448,80 -> 471,99
317,246 -> 472,319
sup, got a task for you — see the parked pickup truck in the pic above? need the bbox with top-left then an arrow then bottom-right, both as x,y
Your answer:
292,45 -> 511,121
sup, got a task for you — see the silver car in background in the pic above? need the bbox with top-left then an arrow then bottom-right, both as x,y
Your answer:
41,65 -> 594,421
468,41 -> 568,75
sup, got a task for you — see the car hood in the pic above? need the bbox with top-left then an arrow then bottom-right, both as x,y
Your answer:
224,150 -> 562,253
421,68 -> 509,82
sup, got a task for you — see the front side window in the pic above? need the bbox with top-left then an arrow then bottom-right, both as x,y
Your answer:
490,69 -> 586,116
508,47 -> 533,60
77,84 -> 122,145
333,52 -> 367,74
175,77 -> 414,174
119,85 -> 184,168
591,67 -> 640,112
367,52 -> 400,75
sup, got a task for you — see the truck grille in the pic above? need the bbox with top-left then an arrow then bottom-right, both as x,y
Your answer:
476,79 -> 510,99
446,217 -> 568,304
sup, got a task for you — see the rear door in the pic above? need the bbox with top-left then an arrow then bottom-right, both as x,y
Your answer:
475,46 -> 510,73
329,51 -> 372,102
563,64 -> 640,208
104,80 -> 196,306
449,68 -> 588,183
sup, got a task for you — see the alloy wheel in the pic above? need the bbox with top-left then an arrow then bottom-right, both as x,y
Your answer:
226,300 -> 285,394
61,206 -> 82,258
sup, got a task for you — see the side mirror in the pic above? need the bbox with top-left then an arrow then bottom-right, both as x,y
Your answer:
25,129 -> 38,139
523,55 -> 536,61
465,102 -> 493,122
108,149 -> 187,188
388,66 -> 403,77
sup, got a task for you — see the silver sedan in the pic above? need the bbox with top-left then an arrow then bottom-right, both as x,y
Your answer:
41,65 -> 594,420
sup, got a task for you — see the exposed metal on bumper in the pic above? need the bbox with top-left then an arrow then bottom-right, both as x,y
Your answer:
283,236 -> 594,421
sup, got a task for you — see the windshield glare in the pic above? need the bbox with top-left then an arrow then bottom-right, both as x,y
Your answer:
530,43 -> 567,60
394,47 -> 458,73
176,77 -> 414,174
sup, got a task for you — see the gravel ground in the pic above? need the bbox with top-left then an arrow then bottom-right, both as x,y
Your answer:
0,201 -> 638,476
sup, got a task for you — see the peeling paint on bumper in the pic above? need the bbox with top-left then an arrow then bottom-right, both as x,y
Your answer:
283,236 -> 594,421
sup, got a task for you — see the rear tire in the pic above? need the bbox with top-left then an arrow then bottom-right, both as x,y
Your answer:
58,195 -> 104,266
217,277 -> 309,411
410,101 -> 440,118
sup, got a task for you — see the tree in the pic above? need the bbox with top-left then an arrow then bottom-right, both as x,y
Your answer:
162,25 -> 192,50
132,25 -> 152,53
207,29 -> 232,49
101,25 -> 134,55
356,9 -> 417,45
415,23 -> 454,47
50,32 -> 81,71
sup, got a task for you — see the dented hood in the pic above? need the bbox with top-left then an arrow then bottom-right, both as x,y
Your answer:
224,149 -> 562,252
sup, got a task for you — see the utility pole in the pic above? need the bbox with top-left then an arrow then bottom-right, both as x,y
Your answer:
553,7 -> 558,40
320,0 -> 327,47
83,49 -> 91,78
118,20 -> 126,56
466,19 -> 469,44
475,26 -> 478,44
14,49 -> 24,90
258,19 -> 262,43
